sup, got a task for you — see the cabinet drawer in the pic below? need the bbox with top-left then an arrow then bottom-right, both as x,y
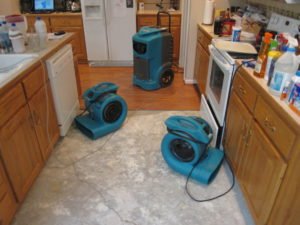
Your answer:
254,97 -> 296,158
22,64 -> 46,99
50,16 -> 82,27
233,72 -> 257,113
0,84 -> 26,127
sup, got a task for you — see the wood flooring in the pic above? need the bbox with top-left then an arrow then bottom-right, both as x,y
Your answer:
78,64 -> 200,110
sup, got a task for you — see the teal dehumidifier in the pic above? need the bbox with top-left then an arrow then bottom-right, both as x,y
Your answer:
132,11 -> 174,90
161,116 -> 224,184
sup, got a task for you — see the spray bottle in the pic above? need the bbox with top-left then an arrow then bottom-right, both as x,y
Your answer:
269,35 -> 300,96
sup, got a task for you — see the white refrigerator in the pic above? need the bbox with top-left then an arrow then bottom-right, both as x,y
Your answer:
81,0 -> 136,66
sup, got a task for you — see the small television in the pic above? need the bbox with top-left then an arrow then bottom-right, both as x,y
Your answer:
34,0 -> 54,12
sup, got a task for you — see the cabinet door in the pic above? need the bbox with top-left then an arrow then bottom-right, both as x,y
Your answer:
195,43 -> 210,95
239,122 -> 287,225
223,92 -> 252,173
0,106 -> 43,202
28,83 -> 59,161
0,162 -> 17,225
52,27 -> 87,62
170,26 -> 180,62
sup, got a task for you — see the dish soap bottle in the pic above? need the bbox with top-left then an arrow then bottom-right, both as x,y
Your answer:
269,36 -> 300,96
254,32 -> 273,78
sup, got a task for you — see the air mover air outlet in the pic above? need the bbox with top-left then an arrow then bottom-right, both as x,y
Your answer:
170,139 -> 195,162
103,101 -> 122,123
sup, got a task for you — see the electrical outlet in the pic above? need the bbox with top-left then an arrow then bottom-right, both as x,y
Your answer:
267,13 -> 300,37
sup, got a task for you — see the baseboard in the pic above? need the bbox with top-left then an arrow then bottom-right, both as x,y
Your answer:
184,79 -> 196,84
89,61 -> 133,67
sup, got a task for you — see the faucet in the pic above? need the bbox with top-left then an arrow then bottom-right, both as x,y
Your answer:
156,0 -> 164,11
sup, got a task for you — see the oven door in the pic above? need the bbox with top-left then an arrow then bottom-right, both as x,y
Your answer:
200,95 -> 220,148
206,45 -> 234,126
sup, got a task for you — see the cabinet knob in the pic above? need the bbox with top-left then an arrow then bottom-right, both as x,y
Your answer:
264,117 -> 276,132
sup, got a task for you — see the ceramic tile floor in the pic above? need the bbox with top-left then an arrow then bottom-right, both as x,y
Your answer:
12,111 -> 254,225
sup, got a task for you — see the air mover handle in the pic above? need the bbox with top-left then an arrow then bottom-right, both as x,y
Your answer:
156,11 -> 171,33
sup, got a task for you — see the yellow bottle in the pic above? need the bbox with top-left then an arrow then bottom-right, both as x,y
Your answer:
254,32 -> 273,78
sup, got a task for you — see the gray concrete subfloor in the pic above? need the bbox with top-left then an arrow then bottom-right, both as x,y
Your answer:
12,111 -> 254,225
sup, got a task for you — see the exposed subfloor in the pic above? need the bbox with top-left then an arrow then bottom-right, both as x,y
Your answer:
12,111 -> 254,225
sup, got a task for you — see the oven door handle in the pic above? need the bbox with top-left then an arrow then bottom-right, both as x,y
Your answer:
208,45 -> 231,72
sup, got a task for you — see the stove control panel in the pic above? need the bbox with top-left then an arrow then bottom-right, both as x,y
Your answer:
267,13 -> 300,37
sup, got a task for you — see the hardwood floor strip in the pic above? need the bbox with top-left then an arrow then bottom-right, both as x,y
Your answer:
78,64 -> 200,110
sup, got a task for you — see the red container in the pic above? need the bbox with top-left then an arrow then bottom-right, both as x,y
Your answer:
221,19 -> 235,36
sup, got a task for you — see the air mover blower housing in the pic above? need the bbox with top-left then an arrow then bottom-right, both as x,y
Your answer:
161,116 -> 224,184
75,82 -> 127,139
132,12 -> 174,90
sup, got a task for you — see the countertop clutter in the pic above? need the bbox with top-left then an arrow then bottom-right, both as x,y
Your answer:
198,22 -> 300,122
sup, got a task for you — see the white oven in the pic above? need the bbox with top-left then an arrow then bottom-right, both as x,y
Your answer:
200,43 -> 236,148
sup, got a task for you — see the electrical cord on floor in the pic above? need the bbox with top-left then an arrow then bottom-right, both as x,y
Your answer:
185,59 -> 256,202
185,153 -> 235,202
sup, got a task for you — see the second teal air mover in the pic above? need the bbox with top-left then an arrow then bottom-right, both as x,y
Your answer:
161,116 -> 224,184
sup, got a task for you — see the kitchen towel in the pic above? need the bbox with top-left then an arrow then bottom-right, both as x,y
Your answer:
202,0 -> 215,25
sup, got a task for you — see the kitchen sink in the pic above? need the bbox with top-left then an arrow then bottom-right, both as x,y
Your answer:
0,54 -> 38,87
0,54 -> 38,73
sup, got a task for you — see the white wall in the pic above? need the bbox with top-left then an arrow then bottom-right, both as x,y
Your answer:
0,0 -> 20,15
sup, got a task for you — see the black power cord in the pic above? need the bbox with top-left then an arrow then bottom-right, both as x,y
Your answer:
185,154 -> 235,202
184,60 -> 256,202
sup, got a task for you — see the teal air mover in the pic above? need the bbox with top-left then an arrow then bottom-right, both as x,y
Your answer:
75,82 -> 127,140
161,116 -> 224,184
132,11 -> 174,90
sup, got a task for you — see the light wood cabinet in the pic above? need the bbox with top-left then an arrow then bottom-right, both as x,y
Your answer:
0,162 -> 17,225
50,16 -> 86,62
0,61 -> 60,223
136,13 -> 181,62
239,122 -> 287,225
25,14 -> 87,62
194,26 -> 212,95
0,105 -> 43,202
224,68 -> 300,225
224,92 -> 252,172
28,83 -> 59,160
26,15 -> 51,32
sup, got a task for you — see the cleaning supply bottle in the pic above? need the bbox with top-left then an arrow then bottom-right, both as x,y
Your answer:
34,16 -> 47,49
9,23 -> 25,53
254,32 -> 273,78
269,36 -> 300,96
287,71 -> 300,103
264,39 -> 281,81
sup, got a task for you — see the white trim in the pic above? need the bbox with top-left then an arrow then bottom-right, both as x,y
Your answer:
184,79 -> 196,84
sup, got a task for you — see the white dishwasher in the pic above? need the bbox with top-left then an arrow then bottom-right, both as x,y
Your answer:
46,44 -> 79,136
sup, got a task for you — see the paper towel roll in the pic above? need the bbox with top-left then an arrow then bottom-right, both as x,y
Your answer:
202,0 -> 215,25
